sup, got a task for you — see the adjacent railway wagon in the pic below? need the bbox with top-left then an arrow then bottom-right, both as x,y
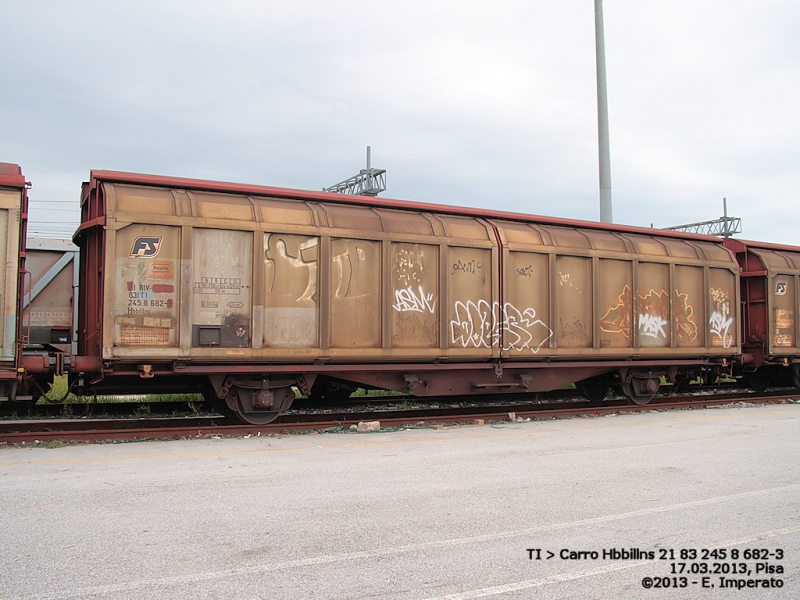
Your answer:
725,238 -> 800,389
0,164 -> 30,406
71,170 -> 742,423
21,237 -> 79,397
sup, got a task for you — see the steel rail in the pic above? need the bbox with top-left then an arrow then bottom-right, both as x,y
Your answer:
1,392 -> 796,445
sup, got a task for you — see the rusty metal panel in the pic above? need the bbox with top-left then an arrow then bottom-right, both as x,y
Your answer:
770,274 -> 795,350
598,259 -> 632,348
495,221 -> 546,246
193,191 -> 255,221
323,205 -> 383,232
390,243 -> 439,348
263,233 -> 319,348
330,238 -> 381,347
541,226 -> 592,249
447,246 -> 494,350
752,249 -> 800,272
662,239 -> 701,260
701,244 -> 736,262
628,235 -> 669,257
504,252 -> 552,354
112,224 -> 181,348
582,230 -> 627,252
110,184 -> 176,216
254,198 -> 315,226
374,209 -> 434,236
438,216 -> 491,241
555,256 -> 592,348
674,265 -> 704,347
636,262 -> 670,348
191,229 -> 252,348
23,238 -> 78,351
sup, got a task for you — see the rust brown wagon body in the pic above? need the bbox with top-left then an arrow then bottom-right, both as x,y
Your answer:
69,170 -> 743,423
725,238 -> 800,389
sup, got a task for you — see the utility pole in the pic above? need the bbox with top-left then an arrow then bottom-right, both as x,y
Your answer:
595,0 -> 613,223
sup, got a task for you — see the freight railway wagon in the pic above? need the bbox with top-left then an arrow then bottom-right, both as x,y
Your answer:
71,170 -> 743,424
725,238 -> 800,389
0,164 -> 31,407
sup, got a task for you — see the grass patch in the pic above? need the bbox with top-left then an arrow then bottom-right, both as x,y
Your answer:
38,375 -> 204,404
37,440 -> 65,449
351,388 -> 404,397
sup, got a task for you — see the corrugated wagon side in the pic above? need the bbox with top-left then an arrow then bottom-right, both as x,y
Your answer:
725,238 -> 800,389
72,170 -> 742,423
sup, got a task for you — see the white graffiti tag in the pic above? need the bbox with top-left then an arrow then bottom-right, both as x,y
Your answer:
709,310 -> 734,348
451,299 -> 496,348
503,304 -> 553,353
450,301 -> 553,353
393,246 -> 425,287
709,288 -> 734,348
393,286 -> 437,314
639,313 -> 668,339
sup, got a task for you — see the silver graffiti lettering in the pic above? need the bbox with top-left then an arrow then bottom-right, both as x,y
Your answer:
639,313 -> 668,339
709,288 -> 734,348
393,286 -> 437,314
709,310 -> 733,348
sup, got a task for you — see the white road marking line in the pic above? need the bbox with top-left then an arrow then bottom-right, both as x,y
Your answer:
421,525 -> 800,600
19,484 -> 800,599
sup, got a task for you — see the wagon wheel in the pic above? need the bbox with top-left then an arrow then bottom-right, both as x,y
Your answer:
627,387 -> 654,406
578,380 -> 610,402
748,373 -> 770,393
792,365 -> 800,390
233,396 -> 279,425
230,385 -> 293,425
621,376 -> 658,406
201,388 -> 238,420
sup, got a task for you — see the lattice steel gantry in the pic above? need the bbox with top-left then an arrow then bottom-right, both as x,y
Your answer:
664,198 -> 742,237
324,147 -> 386,196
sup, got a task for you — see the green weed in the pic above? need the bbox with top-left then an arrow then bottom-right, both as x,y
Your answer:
37,440 -> 65,449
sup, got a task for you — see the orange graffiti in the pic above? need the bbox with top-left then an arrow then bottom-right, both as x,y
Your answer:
674,289 -> 697,343
599,286 -> 697,343
599,285 -> 632,337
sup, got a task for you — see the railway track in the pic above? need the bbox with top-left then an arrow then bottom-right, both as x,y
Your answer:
1,390 -> 797,445
0,381 -> 751,419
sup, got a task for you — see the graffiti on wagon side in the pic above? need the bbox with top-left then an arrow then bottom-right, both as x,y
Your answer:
450,300 -> 552,353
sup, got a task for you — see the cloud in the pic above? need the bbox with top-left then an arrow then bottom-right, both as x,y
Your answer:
1,1 -> 799,243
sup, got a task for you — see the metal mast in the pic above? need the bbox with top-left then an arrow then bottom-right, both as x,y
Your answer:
324,146 -> 387,196
595,0 -> 613,223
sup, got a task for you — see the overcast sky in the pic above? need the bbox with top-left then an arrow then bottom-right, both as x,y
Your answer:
2,1 -> 798,244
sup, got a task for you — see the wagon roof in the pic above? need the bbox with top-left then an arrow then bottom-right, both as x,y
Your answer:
724,237 -> 800,255
88,169 -> 727,244
0,163 -> 26,189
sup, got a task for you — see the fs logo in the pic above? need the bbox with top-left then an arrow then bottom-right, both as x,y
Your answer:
775,281 -> 788,296
130,236 -> 162,258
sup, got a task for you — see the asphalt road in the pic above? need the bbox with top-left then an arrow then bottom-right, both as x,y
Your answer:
1,403 -> 798,599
